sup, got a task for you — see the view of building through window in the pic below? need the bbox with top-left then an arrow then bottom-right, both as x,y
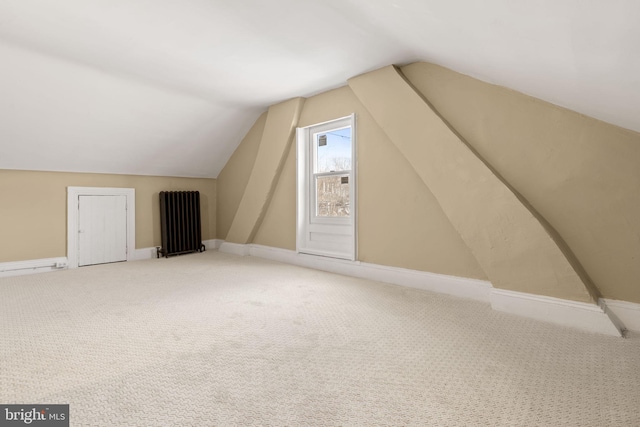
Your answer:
314,127 -> 351,217
316,174 -> 350,216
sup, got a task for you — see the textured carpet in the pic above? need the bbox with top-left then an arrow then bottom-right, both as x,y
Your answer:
1,251 -> 639,426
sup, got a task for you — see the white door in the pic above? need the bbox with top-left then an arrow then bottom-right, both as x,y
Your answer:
78,195 -> 128,266
297,115 -> 356,260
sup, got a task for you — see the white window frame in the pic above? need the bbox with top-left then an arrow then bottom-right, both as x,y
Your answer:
296,114 -> 357,260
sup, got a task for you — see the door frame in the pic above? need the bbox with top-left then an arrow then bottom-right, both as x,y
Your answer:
296,114 -> 357,260
67,187 -> 135,268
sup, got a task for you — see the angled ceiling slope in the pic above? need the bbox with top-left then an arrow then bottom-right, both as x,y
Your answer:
0,0 -> 638,178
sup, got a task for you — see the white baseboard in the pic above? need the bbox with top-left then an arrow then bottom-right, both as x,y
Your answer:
0,257 -> 68,278
131,247 -> 158,261
6,243 -> 629,336
133,240 -> 223,261
224,243 -> 492,302
204,239 -> 224,250
219,241 -> 251,257
491,289 -> 623,337
217,241 -> 627,336
602,299 -> 640,332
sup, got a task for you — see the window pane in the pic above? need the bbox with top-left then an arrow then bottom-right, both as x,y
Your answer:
315,127 -> 351,173
316,175 -> 350,217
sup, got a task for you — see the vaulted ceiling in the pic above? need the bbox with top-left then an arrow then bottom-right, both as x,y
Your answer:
1,0 -> 638,178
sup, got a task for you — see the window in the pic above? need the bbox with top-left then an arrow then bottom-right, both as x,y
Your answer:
313,125 -> 351,217
296,115 -> 356,260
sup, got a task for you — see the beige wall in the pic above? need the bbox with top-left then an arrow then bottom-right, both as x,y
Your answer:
225,98 -> 304,244
401,62 -> 640,303
223,85 -> 488,280
216,112 -> 266,240
0,170 -> 216,262
348,65 -> 596,303
219,62 -> 640,304
252,143 -> 297,250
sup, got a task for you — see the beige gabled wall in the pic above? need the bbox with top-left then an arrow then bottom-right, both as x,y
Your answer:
226,85 -> 488,280
400,62 -> 640,303
252,142 -> 297,250
216,112 -> 267,240
348,65 -> 597,303
225,98 -> 305,244
0,170 -> 216,262
219,62 -> 640,304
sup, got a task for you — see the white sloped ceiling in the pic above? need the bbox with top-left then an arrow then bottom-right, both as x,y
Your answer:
0,0 -> 638,178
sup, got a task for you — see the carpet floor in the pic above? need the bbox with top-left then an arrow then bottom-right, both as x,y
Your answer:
1,251 -> 639,426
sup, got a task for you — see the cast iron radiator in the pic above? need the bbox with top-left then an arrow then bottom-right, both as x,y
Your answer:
157,191 -> 206,258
